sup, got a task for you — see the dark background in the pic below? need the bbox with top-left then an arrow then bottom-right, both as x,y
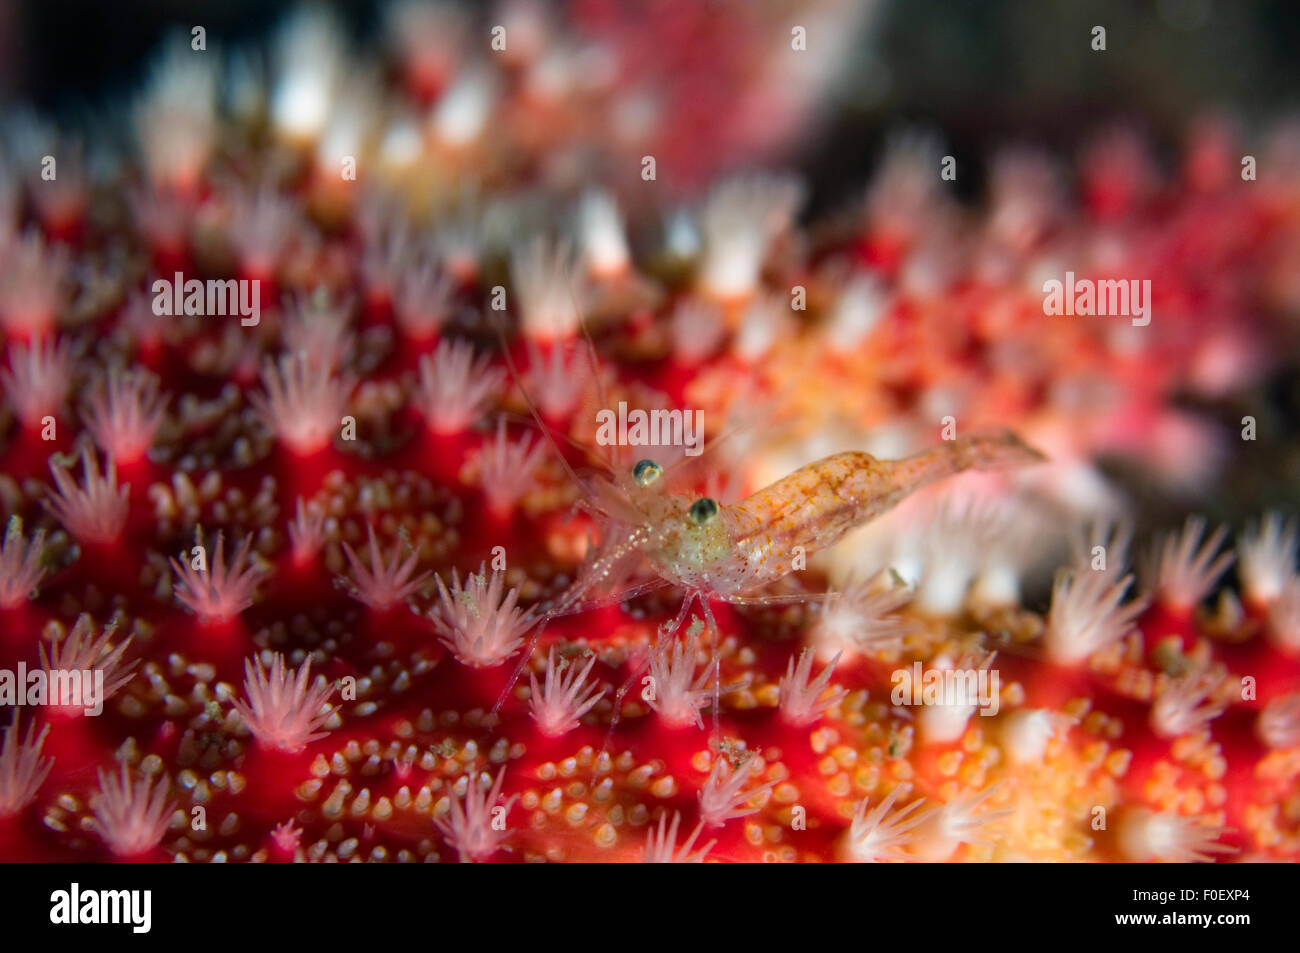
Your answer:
5,0 -> 1300,211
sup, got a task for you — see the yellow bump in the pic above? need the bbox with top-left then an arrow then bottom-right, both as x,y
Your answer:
1105,749 -> 1132,777
310,755 -> 330,778
691,750 -> 712,773
817,756 -> 837,776
559,757 -> 578,777
322,786 -> 347,820
628,765 -> 654,787
594,823 -> 617,848
566,803 -> 589,825
373,797 -> 393,821
828,773 -> 850,797
296,780 -> 323,801
542,788 -> 563,813
937,751 -> 962,776
650,776 -> 677,798
537,762 -> 556,780
774,783 -> 799,804
745,823 -> 764,846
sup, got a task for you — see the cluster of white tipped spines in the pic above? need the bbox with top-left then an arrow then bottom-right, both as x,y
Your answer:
46,448 -> 129,545
251,351 -> 355,455
89,765 -> 175,857
0,712 -> 52,816
2,337 -> 73,427
1149,670 -> 1228,738
643,810 -> 714,863
914,651 -> 997,746
529,646 -> 606,737
1141,516 -> 1235,612
841,781 -> 1014,863
778,649 -> 847,726
435,768 -> 518,863
477,417 -> 547,518
841,783 -> 934,862
810,568 -> 914,662
81,367 -> 168,462
430,565 -> 535,668
0,515 -> 46,608
1237,512 -> 1300,653
697,752 -> 778,828
416,338 -> 503,434
644,626 -> 716,729
38,614 -> 138,712
232,653 -> 337,752
169,530 -> 267,623
1048,511 -> 1300,662
1044,521 -> 1147,665
338,524 -> 431,610
1116,808 -> 1237,863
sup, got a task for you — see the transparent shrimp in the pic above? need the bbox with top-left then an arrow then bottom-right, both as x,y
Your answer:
558,429 -> 1045,611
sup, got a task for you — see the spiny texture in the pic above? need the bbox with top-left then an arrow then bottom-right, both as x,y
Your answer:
89,766 -> 174,857
430,566 -> 534,668
0,713 -> 52,817
232,654 -> 337,753
170,531 -> 267,623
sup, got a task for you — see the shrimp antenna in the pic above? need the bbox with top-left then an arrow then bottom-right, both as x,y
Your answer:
486,306 -> 588,496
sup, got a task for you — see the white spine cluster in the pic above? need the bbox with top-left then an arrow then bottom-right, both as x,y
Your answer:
778,649 -> 848,726
529,647 -> 605,737
1142,516 -> 1234,611
1044,569 -> 1147,665
431,565 -> 535,667
643,810 -> 714,863
435,769 -> 518,862
842,784 -> 934,863
697,753 -> 777,828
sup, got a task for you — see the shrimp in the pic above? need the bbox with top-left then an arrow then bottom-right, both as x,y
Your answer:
558,428 -> 1045,610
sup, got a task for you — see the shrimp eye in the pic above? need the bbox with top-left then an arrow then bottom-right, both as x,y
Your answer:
633,459 -> 663,487
688,497 -> 718,526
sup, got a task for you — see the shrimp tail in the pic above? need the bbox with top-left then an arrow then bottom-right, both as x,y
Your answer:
894,429 -> 1044,494
948,428 -> 1046,472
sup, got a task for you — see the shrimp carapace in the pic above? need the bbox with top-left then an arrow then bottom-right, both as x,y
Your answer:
638,429 -> 1045,598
